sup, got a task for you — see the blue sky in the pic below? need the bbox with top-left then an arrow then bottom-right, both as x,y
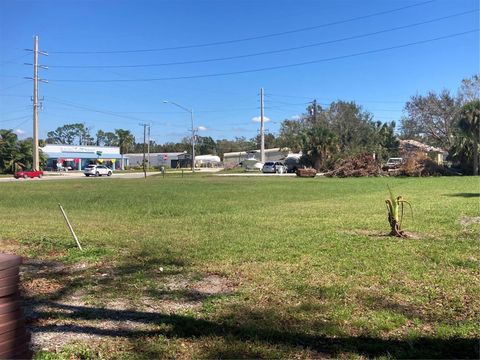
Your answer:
0,0 -> 478,145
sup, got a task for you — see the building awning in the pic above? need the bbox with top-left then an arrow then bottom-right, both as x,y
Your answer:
44,152 -> 123,159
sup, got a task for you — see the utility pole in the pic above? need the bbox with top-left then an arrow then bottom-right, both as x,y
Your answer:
26,36 -> 48,171
191,109 -> 195,173
147,124 -> 150,171
313,99 -> 317,123
163,100 -> 195,172
140,123 -> 148,179
260,87 -> 265,163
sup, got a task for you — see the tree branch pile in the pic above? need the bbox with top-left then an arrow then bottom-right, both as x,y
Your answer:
324,154 -> 381,177
399,151 -> 454,176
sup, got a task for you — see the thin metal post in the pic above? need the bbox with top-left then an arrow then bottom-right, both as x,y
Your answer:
58,204 -> 83,251
260,88 -> 265,163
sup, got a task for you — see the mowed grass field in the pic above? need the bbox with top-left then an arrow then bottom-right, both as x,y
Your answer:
0,175 -> 479,359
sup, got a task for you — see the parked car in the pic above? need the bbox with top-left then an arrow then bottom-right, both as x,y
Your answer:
382,157 -> 404,171
84,165 -> 112,177
262,161 -> 287,174
284,156 -> 301,173
14,170 -> 43,179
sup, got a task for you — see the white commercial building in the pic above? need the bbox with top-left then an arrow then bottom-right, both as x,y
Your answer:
124,152 -> 191,169
41,144 -> 123,170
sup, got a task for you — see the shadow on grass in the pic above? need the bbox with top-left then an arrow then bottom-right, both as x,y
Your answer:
22,255 -> 479,359
445,192 -> 480,198
30,302 -> 478,359
21,250 -> 188,302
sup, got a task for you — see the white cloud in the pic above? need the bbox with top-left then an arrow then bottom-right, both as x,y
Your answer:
14,129 -> 26,135
290,115 -> 302,120
251,116 -> 271,123
197,126 -> 208,131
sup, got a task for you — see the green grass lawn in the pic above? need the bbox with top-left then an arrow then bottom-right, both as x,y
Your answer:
0,175 -> 478,359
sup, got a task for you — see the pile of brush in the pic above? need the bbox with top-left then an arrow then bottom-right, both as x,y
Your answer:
296,168 -> 317,177
325,154 -> 381,177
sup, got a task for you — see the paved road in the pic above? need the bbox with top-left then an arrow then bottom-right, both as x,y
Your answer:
215,173 -> 296,177
0,171 -> 161,183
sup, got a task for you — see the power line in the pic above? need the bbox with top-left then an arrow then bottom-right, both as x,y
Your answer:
47,9 -> 477,69
12,118 -> 31,129
48,0 -> 437,54
0,81 -> 30,92
0,108 -> 31,117
264,99 -> 403,111
47,29 -> 478,83
0,53 -> 29,66
0,115 -> 30,123
266,93 -> 406,104
0,93 -> 30,97
47,98 -> 156,124
46,100 -> 261,115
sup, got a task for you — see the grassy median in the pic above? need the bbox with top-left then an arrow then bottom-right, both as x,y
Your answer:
0,175 -> 478,359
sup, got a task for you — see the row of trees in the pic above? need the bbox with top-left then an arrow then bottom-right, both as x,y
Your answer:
0,130 -> 46,173
46,125 -> 136,157
399,74 -> 479,174
276,101 -> 398,170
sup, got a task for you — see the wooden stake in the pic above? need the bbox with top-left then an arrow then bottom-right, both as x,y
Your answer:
58,204 -> 83,250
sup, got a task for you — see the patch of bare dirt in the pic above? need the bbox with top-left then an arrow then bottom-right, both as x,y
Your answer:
344,229 -> 428,240
0,238 -> 22,254
166,273 -> 235,296
459,215 -> 480,227
18,258 -> 236,352
192,274 -> 235,295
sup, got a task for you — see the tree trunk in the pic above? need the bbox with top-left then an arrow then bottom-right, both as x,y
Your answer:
473,138 -> 478,176
314,155 -> 322,171
388,217 -> 407,238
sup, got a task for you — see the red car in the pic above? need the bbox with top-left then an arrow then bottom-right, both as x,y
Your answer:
14,170 -> 44,179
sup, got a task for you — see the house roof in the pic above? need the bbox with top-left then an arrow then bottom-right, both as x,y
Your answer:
224,148 -> 290,157
400,140 -> 446,153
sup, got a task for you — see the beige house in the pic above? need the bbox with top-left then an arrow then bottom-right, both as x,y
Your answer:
399,140 -> 447,165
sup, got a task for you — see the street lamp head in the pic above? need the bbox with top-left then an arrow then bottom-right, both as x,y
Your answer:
162,100 -> 169,104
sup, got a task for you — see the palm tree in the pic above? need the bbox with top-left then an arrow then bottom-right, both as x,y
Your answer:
114,129 -> 135,170
0,129 -> 19,173
458,100 -> 480,175
302,125 -> 338,170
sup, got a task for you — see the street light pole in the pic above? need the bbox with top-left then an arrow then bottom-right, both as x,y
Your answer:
163,100 -> 195,173
190,109 -> 195,173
